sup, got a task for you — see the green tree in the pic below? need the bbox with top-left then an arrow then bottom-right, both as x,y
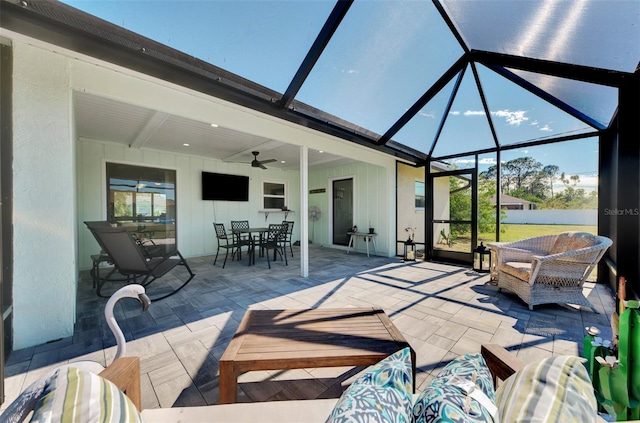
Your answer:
539,173 -> 597,209
478,176 -> 506,234
541,164 -> 560,196
449,175 -> 471,240
507,157 -> 543,191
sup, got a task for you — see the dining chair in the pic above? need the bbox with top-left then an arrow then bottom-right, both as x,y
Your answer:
213,223 -> 240,268
251,223 -> 288,269
230,220 -> 251,260
282,220 -> 295,257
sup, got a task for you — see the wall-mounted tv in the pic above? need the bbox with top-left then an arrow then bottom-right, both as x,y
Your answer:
202,171 -> 249,201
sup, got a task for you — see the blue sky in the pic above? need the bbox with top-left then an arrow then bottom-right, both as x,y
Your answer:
64,0 -> 601,192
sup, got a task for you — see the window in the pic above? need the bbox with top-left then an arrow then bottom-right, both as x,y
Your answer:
263,180 -> 287,210
415,181 -> 425,210
106,163 -> 177,251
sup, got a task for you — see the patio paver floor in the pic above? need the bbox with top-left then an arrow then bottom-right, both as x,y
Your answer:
1,245 -> 614,411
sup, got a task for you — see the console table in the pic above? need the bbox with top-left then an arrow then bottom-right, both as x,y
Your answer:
346,232 -> 378,257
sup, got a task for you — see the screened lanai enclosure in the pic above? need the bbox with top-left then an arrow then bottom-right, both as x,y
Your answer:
1,0 -> 639,365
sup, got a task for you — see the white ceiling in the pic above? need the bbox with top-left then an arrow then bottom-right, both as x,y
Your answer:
74,91 -> 356,171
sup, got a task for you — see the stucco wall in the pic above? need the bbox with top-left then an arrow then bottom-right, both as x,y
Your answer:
397,164 -> 425,250
12,42 -> 77,349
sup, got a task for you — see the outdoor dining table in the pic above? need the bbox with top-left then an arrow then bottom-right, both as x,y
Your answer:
232,227 -> 268,265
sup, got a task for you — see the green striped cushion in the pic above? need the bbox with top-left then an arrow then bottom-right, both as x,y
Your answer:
31,366 -> 143,423
495,355 -> 597,423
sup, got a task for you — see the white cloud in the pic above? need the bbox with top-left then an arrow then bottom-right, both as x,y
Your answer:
463,110 -> 486,116
491,109 -> 529,126
479,157 -> 498,165
418,110 -> 436,119
540,125 -> 553,132
530,120 -> 539,126
450,109 -> 530,126
449,157 -> 498,166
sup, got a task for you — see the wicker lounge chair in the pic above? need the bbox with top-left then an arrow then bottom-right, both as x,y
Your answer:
493,232 -> 612,313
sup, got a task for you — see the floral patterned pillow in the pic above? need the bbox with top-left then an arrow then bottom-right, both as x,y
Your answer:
325,347 -> 413,423
413,353 -> 497,423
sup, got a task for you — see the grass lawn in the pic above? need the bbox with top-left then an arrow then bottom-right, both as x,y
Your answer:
479,224 -> 597,243
434,224 -> 600,280
436,224 -> 598,253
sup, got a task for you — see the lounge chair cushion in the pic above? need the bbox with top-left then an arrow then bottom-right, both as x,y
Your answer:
549,232 -> 598,255
31,366 -> 143,423
495,355 -> 597,423
501,261 -> 533,282
412,352 -> 496,422
325,347 -> 413,423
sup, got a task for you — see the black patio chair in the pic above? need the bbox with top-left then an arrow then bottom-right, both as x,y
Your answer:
230,220 -> 252,259
213,223 -> 240,268
251,223 -> 288,269
87,225 -> 195,300
282,220 -> 295,257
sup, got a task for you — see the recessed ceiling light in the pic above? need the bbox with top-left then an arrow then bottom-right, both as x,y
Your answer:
183,143 -> 190,147
210,123 -> 219,128
281,160 -> 286,164
319,150 -> 324,153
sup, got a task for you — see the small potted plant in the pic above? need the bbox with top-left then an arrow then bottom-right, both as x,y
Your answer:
368,221 -> 375,234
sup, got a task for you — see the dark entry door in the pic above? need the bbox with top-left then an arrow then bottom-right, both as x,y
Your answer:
333,178 -> 353,246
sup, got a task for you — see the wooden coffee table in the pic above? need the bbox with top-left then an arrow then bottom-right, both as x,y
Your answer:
219,308 -> 415,404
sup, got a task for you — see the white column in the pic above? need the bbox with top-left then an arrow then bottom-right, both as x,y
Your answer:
13,43 -> 76,348
300,146 -> 309,277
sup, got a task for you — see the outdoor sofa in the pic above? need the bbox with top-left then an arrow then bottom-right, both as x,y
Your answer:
5,344 -> 620,423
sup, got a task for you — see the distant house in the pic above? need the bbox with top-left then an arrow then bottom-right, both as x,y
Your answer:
490,194 -> 536,210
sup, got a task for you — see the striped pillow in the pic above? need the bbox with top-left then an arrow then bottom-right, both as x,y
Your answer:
30,366 -> 143,423
495,355 -> 597,423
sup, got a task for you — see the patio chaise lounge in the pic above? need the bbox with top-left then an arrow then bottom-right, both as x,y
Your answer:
87,225 -> 195,300
493,231 -> 612,312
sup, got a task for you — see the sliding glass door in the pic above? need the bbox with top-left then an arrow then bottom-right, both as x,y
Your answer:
106,163 -> 177,255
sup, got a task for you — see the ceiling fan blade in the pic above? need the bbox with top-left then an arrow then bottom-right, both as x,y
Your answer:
259,163 -> 267,170
260,159 -> 277,164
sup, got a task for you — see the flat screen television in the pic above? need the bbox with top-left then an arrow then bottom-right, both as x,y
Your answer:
201,171 -> 249,201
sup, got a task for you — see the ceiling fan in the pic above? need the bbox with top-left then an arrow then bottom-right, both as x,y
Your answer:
249,151 -> 277,169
